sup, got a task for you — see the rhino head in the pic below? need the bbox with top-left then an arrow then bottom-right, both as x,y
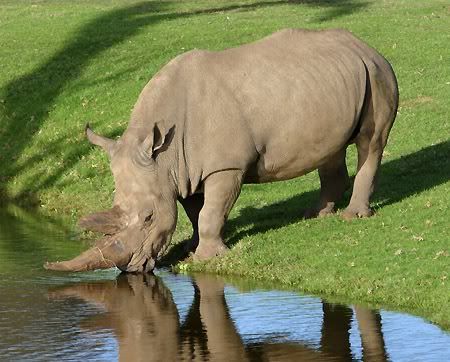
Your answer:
45,123 -> 177,273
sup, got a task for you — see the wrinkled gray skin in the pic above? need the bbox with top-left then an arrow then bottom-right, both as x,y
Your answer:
45,29 -> 398,273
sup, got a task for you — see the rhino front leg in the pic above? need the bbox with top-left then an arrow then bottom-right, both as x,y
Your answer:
194,170 -> 244,260
179,193 -> 204,253
305,149 -> 351,219
193,275 -> 247,360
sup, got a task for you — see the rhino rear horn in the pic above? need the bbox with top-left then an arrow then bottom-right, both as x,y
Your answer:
78,206 -> 124,235
85,123 -> 116,155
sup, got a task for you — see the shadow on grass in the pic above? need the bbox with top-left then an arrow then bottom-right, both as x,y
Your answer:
0,0 -> 369,204
223,141 -> 450,246
290,0 -> 369,22
224,141 -> 450,247
161,141 -> 449,265
0,1 -> 169,204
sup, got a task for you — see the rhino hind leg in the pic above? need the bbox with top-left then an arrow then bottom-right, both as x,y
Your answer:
342,66 -> 398,220
194,170 -> 244,261
342,137 -> 380,220
304,149 -> 351,219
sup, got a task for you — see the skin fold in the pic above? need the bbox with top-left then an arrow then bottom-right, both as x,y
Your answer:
45,28 -> 398,273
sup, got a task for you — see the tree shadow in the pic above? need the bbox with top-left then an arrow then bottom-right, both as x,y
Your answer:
291,0 -> 369,23
0,0 -> 369,204
0,1 -> 170,203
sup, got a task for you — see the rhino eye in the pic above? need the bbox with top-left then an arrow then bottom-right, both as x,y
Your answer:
144,214 -> 153,223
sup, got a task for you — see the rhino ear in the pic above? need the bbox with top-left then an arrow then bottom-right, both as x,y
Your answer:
140,122 -> 174,159
85,123 -> 116,156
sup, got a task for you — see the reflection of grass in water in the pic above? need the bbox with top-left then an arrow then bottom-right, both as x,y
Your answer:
0,0 -> 449,330
0,205 -> 86,274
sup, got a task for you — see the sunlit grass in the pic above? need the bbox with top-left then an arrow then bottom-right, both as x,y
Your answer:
0,0 -> 448,328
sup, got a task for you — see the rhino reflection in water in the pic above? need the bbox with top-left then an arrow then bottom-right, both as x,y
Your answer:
49,275 -> 387,362
45,28 -> 398,272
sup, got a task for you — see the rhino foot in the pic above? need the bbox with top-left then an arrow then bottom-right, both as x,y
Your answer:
341,206 -> 373,220
194,241 -> 228,261
304,202 -> 336,219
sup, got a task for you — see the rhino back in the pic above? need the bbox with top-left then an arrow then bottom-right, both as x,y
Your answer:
126,29 -> 393,192
182,29 -> 372,184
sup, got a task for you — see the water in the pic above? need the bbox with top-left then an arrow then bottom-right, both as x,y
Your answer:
0,206 -> 449,361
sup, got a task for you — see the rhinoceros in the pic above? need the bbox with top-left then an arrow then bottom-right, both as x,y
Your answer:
45,29 -> 398,273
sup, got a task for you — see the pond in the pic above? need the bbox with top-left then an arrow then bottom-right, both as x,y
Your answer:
0,206 -> 449,361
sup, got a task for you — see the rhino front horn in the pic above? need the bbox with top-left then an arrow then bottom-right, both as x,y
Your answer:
44,239 -> 131,272
85,123 -> 116,155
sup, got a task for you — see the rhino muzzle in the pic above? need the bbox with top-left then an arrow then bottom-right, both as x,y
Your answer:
44,235 -> 160,273
44,207 -> 161,273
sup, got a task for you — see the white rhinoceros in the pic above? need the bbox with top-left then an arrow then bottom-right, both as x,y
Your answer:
45,29 -> 398,273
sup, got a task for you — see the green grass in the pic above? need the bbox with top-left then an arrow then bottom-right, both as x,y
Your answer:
1,0 -> 449,328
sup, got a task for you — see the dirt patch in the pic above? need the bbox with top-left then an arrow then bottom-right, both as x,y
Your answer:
401,95 -> 434,108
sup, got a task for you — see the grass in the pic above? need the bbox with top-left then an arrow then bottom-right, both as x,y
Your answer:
0,0 -> 449,328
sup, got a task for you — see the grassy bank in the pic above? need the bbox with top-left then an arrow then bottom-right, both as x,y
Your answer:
1,1 -> 449,328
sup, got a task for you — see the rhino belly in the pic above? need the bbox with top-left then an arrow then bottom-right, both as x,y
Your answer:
244,124 -> 353,184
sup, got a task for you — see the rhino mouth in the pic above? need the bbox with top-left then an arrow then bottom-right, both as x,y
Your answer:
44,208 -> 160,273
